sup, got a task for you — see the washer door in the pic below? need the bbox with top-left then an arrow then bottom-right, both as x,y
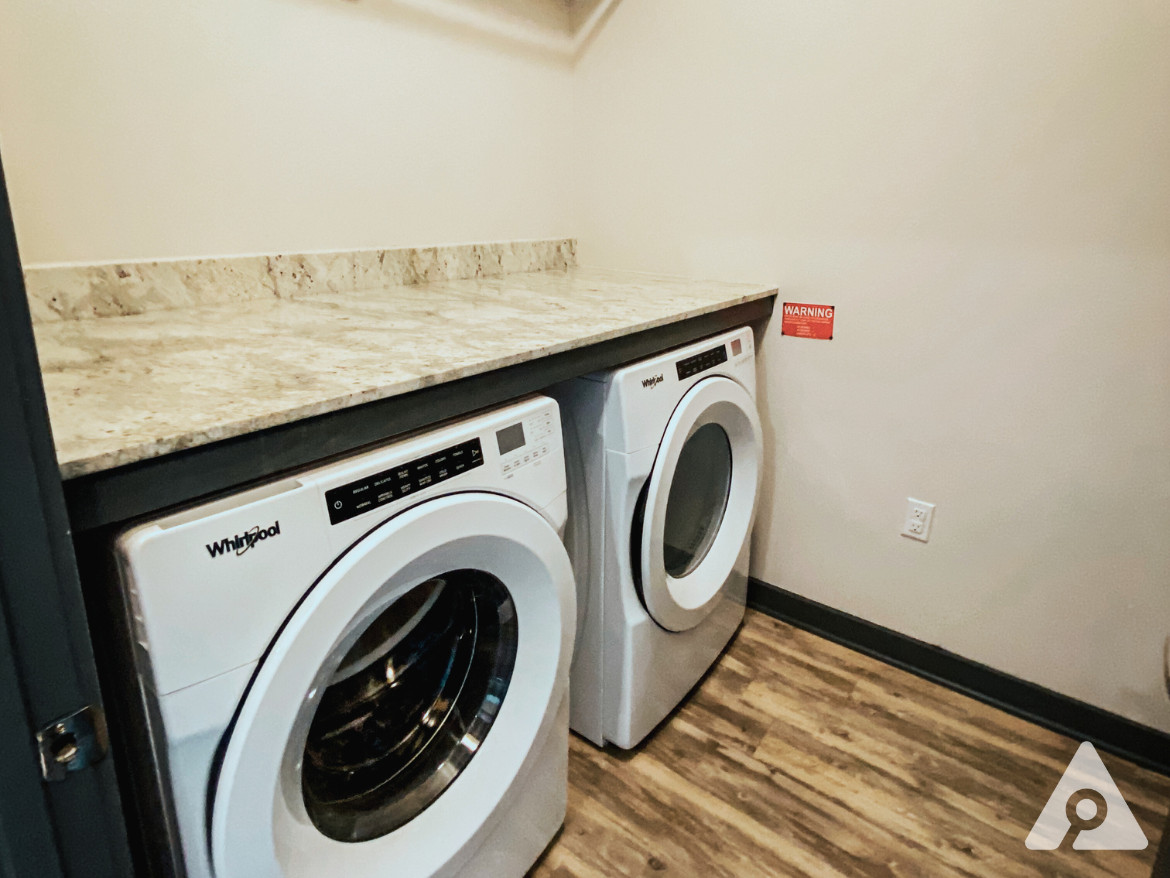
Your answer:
209,493 -> 574,878
636,376 -> 762,632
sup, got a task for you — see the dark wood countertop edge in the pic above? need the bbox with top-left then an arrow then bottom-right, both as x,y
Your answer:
64,295 -> 775,533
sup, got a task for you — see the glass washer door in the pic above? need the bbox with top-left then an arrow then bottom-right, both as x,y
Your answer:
209,493 -> 574,878
301,569 -> 518,842
635,376 -> 762,633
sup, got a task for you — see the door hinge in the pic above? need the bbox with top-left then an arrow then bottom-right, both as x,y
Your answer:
36,705 -> 107,782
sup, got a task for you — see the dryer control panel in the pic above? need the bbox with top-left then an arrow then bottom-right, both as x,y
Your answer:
604,325 -> 756,452
675,343 -> 728,380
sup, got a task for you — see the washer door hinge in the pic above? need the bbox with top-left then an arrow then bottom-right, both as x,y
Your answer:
36,705 -> 108,782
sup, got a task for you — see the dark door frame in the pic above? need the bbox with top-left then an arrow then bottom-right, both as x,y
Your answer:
0,156 -> 135,876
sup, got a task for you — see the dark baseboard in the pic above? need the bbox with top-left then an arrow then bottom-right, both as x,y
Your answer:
747,578 -> 1170,777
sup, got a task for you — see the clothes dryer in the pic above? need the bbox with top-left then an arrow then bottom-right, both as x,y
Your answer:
551,328 -> 762,748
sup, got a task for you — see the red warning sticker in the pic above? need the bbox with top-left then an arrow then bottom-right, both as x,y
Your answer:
781,302 -> 835,340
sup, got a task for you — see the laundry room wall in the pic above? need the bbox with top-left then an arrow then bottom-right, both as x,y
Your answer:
0,0 -> 575,264
573,0 -> 1170,730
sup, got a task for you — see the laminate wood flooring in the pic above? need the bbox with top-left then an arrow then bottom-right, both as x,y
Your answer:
529,610 -> 1170,878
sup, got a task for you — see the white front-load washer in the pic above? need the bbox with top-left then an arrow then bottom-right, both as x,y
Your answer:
550,327 -> 762,749
113,395 -> 575,878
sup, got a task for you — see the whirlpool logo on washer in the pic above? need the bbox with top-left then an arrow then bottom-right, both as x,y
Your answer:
205,521 -> 281,559
641,374 -> 664,389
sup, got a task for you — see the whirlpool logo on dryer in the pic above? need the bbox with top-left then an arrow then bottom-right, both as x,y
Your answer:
641,374 -> 664,389
205,521 -> 281,558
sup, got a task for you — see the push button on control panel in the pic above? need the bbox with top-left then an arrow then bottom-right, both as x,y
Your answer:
325,438 -> 484,525
676,344 -> 729,380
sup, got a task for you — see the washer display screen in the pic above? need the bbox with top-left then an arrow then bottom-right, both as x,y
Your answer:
496,422 -> 526,456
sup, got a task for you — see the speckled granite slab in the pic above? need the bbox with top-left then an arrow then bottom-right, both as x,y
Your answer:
35,268 -> 776,479
24,238 -> 577,323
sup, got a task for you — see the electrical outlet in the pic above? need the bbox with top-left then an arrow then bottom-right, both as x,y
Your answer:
902,498 -> 935,542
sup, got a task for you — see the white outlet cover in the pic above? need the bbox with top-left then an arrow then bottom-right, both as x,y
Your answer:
902,498 -> 935,542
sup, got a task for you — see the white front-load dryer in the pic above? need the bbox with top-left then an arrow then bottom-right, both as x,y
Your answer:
550,327 -> 762,749
114,395 -> 574,878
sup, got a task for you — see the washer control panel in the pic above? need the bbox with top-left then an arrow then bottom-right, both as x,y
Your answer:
498,408 -> 555,477
676,343 -> 728,380
325,438 -> 484,524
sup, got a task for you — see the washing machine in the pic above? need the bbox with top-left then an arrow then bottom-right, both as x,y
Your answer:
113,395 -> 575,878
551,327 -> 763,749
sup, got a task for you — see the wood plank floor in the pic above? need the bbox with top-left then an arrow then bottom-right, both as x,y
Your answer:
529,610 -> 1170,878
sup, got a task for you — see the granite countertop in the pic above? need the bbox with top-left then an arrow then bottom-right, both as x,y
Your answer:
33,266 -> 776,479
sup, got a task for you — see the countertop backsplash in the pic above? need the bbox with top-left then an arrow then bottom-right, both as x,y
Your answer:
23,238 -> 577,323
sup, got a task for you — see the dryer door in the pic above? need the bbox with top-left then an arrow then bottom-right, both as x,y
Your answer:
209,493 -> 574,878
636,376 -> 762,632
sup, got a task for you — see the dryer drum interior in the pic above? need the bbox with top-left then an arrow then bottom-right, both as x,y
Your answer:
301,570 -> 518,842
661,422 -> 733,578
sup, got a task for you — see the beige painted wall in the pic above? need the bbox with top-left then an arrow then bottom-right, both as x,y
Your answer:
3,0 -> 1168,731
0,0 -> 575,264
574,0 -> 1170,730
